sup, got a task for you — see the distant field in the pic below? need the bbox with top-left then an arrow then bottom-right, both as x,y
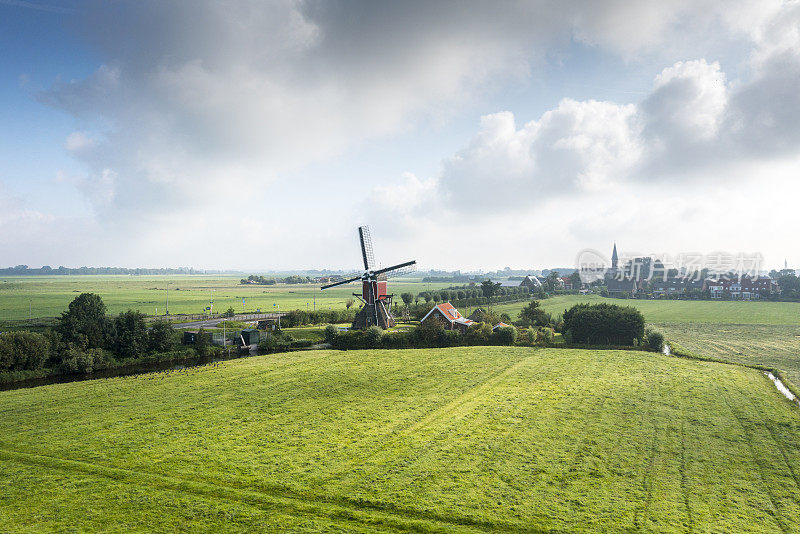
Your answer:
2,347 -> 800,531
657,323 -> 800,385
495,294 -> 800,325
0,275 -> 451,320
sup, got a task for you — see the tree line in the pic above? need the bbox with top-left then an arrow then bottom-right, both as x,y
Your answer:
0,293 -> 184,377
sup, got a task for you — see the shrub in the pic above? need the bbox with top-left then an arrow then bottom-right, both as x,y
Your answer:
324,325 -> 339,344
645,328 -> 665,352
563,303 -> 644,345
60,345 -> 96,374
0,331 -> 51,372
149,319 -> 177,353
364,326 -> 384,348
465,323 -> 492,345
491,326 -> 517,346
111,310 -> 149,359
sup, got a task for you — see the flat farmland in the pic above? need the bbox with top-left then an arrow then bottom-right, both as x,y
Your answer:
0,275 -> 450,320
657,323 -> 800,385
2,347 -> 800,532
495,294 -> 800,325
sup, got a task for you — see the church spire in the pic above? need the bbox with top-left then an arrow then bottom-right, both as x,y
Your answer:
611,243 -> 618,270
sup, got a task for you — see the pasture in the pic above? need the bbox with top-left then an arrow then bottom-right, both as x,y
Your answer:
0,275 -> 450,321
495,294 -> 800,325
658,323 -> 800,386
2,347 -> 800,532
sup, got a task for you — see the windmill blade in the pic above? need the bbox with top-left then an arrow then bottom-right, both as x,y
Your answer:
383,262 -> 417,280
374,260 -> 416,277
358,226 -> 375,270
321,274 -> 362,290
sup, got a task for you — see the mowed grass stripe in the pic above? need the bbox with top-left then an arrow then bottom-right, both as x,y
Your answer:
3,347 -> 800,531
0,450 -> 499,533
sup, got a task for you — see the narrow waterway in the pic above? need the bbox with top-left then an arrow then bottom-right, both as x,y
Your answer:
764,372 -> 800,408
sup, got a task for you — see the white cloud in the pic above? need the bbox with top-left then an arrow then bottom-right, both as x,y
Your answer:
16,0 -> 800,269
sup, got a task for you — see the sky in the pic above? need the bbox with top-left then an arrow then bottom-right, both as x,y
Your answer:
1,0 -> 799,272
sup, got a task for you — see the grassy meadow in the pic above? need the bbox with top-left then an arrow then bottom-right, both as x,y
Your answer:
495,294 -> 800,325
2,346 -> 800,532
0,275 -> 451,321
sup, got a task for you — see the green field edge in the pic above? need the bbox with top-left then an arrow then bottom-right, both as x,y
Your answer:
666,338 -> 800,401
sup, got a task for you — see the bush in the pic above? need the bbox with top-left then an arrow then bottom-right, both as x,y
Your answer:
563,303 -> 644,345
365,326 -> 383,348
465,323 -> 492,345
324,325 -> 339,344
148,319 -> 177,353
645,328 -> 665,352
111,310 -> 149,359
60,345 -> 97,374
0,331 -> 51,372
491,326 -> 517,346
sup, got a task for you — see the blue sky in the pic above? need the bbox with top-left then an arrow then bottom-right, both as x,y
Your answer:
1,1 -> 798,271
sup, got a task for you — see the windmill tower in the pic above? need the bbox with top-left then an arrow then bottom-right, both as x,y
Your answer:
321,226 -> 416,329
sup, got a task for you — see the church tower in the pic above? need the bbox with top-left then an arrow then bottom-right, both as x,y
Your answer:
611,243 -> 618,270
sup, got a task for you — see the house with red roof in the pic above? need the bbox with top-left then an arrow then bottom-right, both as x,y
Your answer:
420,302 -> 475,333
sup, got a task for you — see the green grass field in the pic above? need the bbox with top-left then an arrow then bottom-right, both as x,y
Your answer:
0,275 -> 451,321
2,347 -> 800,532
495,294 -> 800,325
657,323 -> 800,385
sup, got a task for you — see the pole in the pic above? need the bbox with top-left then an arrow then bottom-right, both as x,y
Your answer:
166,283 -> 169,315
29,299 -> 32,321
313,286 -> 316,311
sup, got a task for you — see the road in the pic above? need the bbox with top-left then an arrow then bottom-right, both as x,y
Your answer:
169,312 -> 286,329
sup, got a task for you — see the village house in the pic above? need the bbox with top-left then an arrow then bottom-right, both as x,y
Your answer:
420,302 -> 475,333
702,275 -> 776,300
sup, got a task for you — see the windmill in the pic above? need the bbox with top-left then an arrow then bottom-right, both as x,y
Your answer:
321,226 -> 416,329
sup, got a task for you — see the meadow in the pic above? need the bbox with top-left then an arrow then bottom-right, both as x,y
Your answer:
657,323 -> 800,385
0,275 -> 451,321
2,346 -> 800,532
495,294 -> 800,325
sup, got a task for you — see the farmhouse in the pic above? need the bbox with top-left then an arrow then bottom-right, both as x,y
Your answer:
421,302 -> 475,333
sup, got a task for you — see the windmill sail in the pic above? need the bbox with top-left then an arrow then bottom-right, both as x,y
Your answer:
359,226 -> 374,270
320,226 -> 416,329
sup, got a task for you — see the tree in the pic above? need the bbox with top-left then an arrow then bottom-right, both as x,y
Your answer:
544,271 -> 560,292
400,293 -> 414,306
195,328 -> 211,357
568,271 -> 582,290
481,280 -> 500,298
518,300 -> 551,327
112,310 -> 149,359
345,298 -> 355,310
57,293 -> 109,349
0,331 -> 50,371
149,320 -> 177,353
562,303 -> 644,345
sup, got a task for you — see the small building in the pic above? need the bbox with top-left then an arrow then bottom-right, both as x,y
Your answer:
240,329 -> 261,345
520,275 -> 543,291
420,302 -> 475,333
